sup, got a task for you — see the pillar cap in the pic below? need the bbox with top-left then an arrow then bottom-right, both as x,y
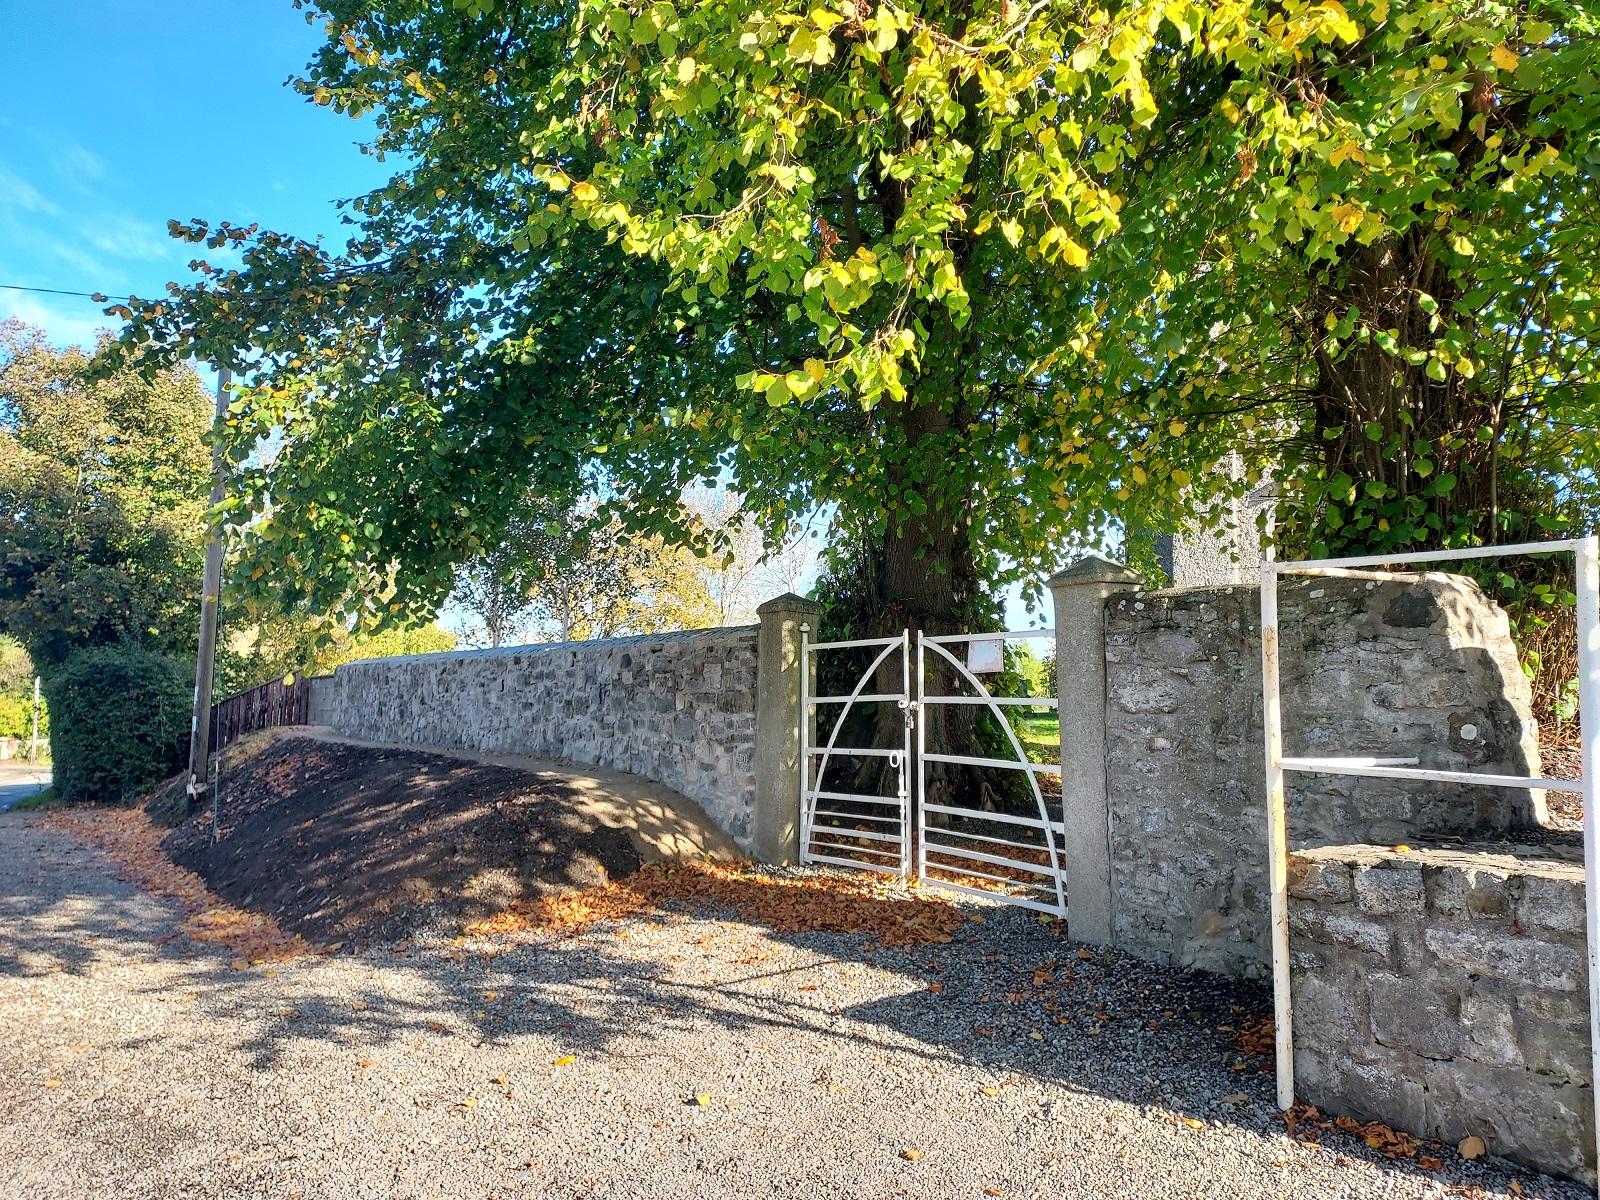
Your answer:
756,592 -> 823,616
1046,553 -> 1144,590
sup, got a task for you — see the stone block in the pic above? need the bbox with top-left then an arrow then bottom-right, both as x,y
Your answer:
1516,1012 -> 1593,1085
1368,973 -> 1462,1060
1519,874 -> 1588,936
1426,863 -> 1513,921
1353,864 -> 1425,919
1296,1048 -> 1428,1135
1459,993 -> 1522,1067
1423,1057 -> 1594,1181
1288,857 -> 1354,904
1289,905 -> 1394,958
1423,926 -> 1585,992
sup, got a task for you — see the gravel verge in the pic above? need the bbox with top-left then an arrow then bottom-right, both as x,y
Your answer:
0,813 -> 1584,1200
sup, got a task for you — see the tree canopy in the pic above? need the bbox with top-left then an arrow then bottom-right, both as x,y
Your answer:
115,0 -> 1597,635
0,321 -> 214,672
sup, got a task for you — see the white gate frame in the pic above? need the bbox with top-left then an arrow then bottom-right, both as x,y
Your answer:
798,627 -> 912,877
916,629 -> 1067,916
1260,536 -> 1600,1175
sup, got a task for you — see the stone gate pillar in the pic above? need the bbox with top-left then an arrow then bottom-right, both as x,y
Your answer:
1048,555 -> 1143,944
753,592 -> 822,864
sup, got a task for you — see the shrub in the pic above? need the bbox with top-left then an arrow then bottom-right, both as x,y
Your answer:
44,645 -> 192,805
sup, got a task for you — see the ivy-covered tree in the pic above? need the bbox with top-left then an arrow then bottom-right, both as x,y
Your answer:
115,0 -> 1595,651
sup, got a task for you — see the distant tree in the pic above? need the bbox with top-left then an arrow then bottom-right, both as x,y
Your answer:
451,491 -> 720,644
688,487 -> 819,625
0,321 -> 211,672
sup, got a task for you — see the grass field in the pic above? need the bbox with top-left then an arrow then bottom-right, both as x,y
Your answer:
1015,712 -> 1059,763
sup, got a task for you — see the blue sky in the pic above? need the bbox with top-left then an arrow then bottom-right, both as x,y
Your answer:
0,0 -> 389,350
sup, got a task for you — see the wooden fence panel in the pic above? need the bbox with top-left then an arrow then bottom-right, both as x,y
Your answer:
211,677 -> 310,752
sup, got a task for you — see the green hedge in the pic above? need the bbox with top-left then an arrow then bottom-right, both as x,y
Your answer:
45,646 -> 192,805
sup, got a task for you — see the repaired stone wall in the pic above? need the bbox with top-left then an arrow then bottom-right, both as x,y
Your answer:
1290,842 -> 1593,1182
313,626 -> 760,850
1103,572 -> 1542,978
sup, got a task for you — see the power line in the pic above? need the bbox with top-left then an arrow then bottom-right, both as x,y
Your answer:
0,283 -> 132,302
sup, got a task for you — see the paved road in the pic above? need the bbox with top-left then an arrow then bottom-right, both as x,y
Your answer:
0,815 -> 1581,1200
0,762 -> 50,811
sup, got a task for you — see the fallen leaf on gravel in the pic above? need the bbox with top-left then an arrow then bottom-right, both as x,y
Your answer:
984,1189 -> 1004,1197
1418,1155 -> 1444,1172
357,1058 -> 376,1069
43,1079 -> 61,1089
1459,1135 -> 1486,1160
979,1086 -> 1001,1097
1222,1093 -> 1249,1105
899,1148 -> 923,1162
492,1075 -> 507,1086
927,982 -> 943,994
690,1094 -> 712,1106
552,1055 -> 575,1067
42,809 -> 312,964
1075,949 -> 1093,960
1180,1116 -> 1205,1130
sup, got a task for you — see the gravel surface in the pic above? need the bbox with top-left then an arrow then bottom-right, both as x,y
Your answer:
0,813 -> 1584,1200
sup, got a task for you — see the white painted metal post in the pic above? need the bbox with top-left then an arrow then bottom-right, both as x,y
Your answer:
1573,536 -> 1600,1185
900,629 -> 913,880
798,623 -> 811,863
1260,559 -> 1295,1111
915,632 -> 928,887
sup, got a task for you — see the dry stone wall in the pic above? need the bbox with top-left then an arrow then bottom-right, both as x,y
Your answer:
1289,841 -> 1593,1182
1102,572 -> 1542,978
312,626 -> 761,850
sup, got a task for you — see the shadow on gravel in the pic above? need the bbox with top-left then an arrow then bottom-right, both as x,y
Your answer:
3,824 -> 1582,1200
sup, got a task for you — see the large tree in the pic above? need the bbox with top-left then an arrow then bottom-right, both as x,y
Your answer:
114,0 -> 1595,649
0,321 -> 213,672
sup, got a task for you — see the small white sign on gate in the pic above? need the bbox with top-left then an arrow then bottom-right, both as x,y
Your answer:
966,636 -> 1004,674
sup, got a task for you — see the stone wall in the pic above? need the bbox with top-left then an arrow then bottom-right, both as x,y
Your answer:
311,626 -> 761,850
1102,571 -> 1542,978
1289,842 -> 1593,1182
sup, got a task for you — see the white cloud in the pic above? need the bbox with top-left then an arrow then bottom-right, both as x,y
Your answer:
81,214 -> 177,263
50,141 -> 107,189
0,165 -> 59,216
0,291 -> 117,352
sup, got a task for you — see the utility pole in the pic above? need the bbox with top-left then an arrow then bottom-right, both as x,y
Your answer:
185,367 -> 230,812
28,675 -> 39,763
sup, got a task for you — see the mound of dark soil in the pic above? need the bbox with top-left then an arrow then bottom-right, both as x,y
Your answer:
163,736 -> 641,946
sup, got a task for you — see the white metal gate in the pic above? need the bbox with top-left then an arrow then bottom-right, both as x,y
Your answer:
799,629 -> 913,876
798,624 -> 1067,917
916,629 -> 1066,916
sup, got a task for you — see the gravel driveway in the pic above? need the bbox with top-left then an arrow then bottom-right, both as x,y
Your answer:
0,813 -> 1581,1200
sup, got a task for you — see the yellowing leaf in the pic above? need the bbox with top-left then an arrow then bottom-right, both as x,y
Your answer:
571,180 -> 599,203
677,56 -> 698,83
553,1055 -> 576,1067
1489,44 -> 1519,72
900,1148 -> 923,1162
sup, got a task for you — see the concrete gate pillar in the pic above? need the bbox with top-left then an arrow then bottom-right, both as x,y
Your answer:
1048,554 -> 1144,944
753,592 -> 822,864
